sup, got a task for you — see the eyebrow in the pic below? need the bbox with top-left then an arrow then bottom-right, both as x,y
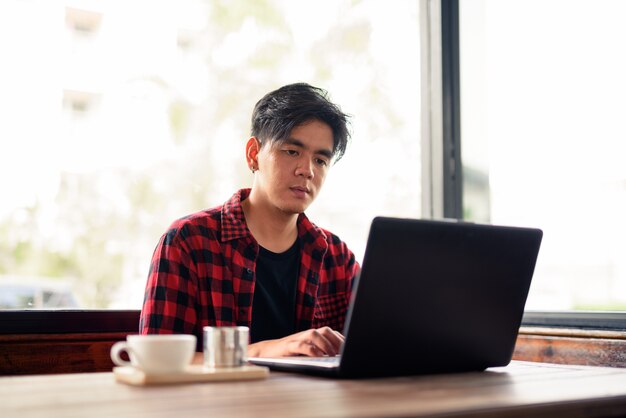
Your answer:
285,138 -> 334,160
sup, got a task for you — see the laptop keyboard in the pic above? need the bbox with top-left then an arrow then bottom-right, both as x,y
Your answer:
289,355 -> 340,363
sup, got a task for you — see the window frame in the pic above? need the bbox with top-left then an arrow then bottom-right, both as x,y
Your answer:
523,311 -> 626,331
0,310 -> 140,334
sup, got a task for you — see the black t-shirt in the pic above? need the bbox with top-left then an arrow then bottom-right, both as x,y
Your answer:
250,239 -> 300,343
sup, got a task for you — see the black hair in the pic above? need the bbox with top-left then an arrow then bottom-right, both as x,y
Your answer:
250,82 -> 351,162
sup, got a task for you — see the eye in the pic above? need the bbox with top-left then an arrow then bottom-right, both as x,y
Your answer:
283,149 -> 299,157
315,158 -> 329,167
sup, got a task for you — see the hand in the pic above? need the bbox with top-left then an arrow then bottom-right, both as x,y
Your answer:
248,327 -> 344,358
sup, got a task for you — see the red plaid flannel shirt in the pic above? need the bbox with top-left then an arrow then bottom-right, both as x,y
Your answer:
139,189 -> 359,345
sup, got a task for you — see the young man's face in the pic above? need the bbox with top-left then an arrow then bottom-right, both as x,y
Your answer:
253,119 -> 334,215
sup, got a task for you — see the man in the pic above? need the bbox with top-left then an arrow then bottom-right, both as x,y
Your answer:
139,83 -> 359,357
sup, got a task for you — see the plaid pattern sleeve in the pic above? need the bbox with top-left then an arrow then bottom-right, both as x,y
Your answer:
294,214 -> 359,332
139,224 -> 201,336
311,232 -> 359,331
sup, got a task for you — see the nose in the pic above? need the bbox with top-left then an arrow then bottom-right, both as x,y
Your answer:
295,158 -> 314,179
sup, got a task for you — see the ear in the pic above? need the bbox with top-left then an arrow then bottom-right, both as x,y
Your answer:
246,137 -> 260,172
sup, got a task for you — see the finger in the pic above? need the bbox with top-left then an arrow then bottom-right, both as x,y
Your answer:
306,330 -> 339,356
315,327 -> 344,351
332,330 -> 345,349
288,339 -> 326,357
286,331 -> 334,356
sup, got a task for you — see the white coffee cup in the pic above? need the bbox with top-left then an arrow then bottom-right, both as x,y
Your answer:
110,334 -> 197,374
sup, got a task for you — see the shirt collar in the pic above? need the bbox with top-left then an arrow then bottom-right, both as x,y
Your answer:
220,188 -> 328,250
220,188 -> 252,242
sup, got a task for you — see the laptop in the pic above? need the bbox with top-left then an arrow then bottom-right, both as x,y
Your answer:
249,216 -> 543,378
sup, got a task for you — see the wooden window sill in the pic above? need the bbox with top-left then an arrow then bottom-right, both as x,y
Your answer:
513,326 -> 626,368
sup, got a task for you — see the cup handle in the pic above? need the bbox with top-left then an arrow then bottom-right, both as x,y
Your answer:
110,341 -> 133,367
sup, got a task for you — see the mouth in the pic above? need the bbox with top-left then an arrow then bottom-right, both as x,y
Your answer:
290,186 -> 311,198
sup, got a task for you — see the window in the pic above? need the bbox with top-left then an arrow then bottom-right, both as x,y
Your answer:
460,0 -> 626,312
0,0 -> 421,309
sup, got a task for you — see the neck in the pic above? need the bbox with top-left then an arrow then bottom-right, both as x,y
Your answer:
242,190 -> 299,253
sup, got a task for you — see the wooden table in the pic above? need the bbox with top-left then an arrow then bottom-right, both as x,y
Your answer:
2,361 -> 626,417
